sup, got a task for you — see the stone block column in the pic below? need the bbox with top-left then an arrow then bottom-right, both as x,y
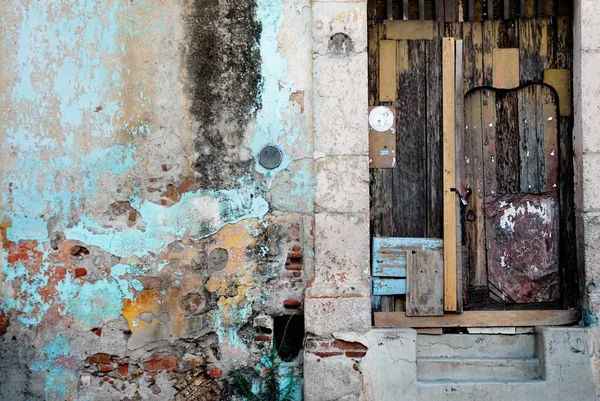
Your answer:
304,0 -> 371,399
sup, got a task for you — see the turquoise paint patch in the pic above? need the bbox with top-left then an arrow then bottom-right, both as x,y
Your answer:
251,0 -> 295,176
31,335 -> 79,401
65,188 -> 269,258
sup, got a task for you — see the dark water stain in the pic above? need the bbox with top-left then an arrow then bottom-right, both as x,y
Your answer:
184,0 -> 263,189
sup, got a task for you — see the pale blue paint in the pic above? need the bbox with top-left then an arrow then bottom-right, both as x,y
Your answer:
373,237 -> 445,250
31,335 -> 79,401
372,278 -> 407,296
65,187 -> 269,258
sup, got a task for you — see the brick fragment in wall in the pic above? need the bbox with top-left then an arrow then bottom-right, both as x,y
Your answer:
172,368 -> 220,401
0,311 -> 9,336
305,338 -> 369,359
143,353 -> 179,373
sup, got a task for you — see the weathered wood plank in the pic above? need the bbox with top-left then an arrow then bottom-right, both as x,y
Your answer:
436,0 -> 445,21
419,0 -> 426,19
555,16 -> 572,70
373,278 -> 408,295
379,40 -> 397,101
541,95 -> 558,192
492,48 -> 519,89
374,310 -> 580,327
386,20 -> 435,40
393,40 -> 427,237
494,91 -> 520,194
406,248 -> 445,316
519,18 -> 554,85
522,0 -> 536,18
455,39 -> 465,312
473,0 -> 483,21
445,0 -> 457,22
443,37 -> 458,312
426,36 -> 444,239
540,0 -> 554,16
481,89 -> 497,199
518,85 -> 540,193
472,22 -> 484,88
557,0 -> 570,16
482,20 -> 494,86
372,237 -> 408,277
494,19 -> 518,49
466,91 -> 487,288
387,0 -> 394,20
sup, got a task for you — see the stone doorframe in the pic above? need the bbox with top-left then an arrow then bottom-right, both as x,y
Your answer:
305,0 -> 600,398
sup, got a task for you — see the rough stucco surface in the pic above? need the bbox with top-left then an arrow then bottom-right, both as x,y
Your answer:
0,0 -> 313,399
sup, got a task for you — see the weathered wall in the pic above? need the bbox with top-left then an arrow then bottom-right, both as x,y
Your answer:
1,0 -> 313,399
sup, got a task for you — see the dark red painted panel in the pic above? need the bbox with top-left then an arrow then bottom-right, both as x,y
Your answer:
485,193 -> 559,303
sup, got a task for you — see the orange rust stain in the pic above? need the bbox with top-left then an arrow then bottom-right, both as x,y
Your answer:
122,288 -> 185,336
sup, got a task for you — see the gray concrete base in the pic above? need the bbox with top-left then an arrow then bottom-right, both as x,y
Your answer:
360,327 -> 598,401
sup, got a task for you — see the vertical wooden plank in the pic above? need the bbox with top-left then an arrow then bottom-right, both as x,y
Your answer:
557,0 -> 570,16
420,0 -> 426,19
409,0 -> 420,20
463,22 -> 473,91
443,37 -> 458,311
473,0 -> 483,21
541,0 -> 555,16
426,35 -> 444,239
393,40 -> 427,237
522,0 -> 536,17
406,249 -> 445,316
487,0 -> 495,19
503,0 -> 510,19
403,0 -> 410,19
458,0 -> 465,21
538,86 -> 559,192
518,85 -> 539,193
495,19 -> 519,49
455,39 -> 465,312
468,0 -> 475,21
425,0 -> 436,19
436,0 -> 446,21
519,17 -> 554,85
495,91 -> 520,194
468,91 -> 486,287
368,24 -> 382,106
482,20 -> 495,86
387,0 -> 394,19
472,22 -> 484,88
482,89 -> 497,198
379,40 -> 397,101
446,0 -> 457,22
555,16 -> 572,70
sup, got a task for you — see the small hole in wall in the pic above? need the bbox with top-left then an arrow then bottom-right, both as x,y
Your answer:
70,245 -> 90,257
273,315 -> 304,362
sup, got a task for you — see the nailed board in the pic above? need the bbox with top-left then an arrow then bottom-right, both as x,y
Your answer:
374,310 -> 580,327
369,106 -> 397,168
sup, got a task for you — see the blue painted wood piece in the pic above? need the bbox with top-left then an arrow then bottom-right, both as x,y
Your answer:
372,237 -> 443,278
373,278 -> 407,295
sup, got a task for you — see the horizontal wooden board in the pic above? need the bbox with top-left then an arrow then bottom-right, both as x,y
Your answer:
374,310 -> 580,327
386,20 -> 435,40
373,278 -> 407,295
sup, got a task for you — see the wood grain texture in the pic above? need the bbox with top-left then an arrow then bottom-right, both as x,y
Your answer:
482,20 -> 494,86
481,89 -> 497,198
426,35 -> 443,238
554,16 -> 572,70
443,37 -> 458,311
386,20 -> 435,40
493,48 -> 519,89
494,91 -> 520,194
519,17 -> 554,85
455,39 -> 465,312
393,40 -> 427,237
406,248 -> 445,316
374,310 -> 579,327
518,85 -> 540,193
379,40 -> 397,101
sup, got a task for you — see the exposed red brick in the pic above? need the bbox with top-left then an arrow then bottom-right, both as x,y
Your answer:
161,164 -> 169,171
118,364 -> 129,376
345,351 -> 367,358
333,340 -> 368,351
254,335 -> 271,342
285,264 -> 302,271
91,327 -> 102,337
177,177 -> 197,193
128,211 -> 137,222
283,300 -> 302,308
320,341 -> 332,348
143,353 -> 179,373
305,341 -> 317,350
353,363 -> 360,371
74,268 -> 87,278
99,363 -> 114,373
207,366 -> 222,379
287,252 -> 303,260
103,377 -> 110,382
292,245 -> 302,252
0,311 -> 9,336
87,353 -> 112,364
160,199 -> 168,206
313,351 -> 343,358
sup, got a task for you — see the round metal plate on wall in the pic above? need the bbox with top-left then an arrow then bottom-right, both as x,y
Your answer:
368,106 -> 395,132
258,145 -> 282,170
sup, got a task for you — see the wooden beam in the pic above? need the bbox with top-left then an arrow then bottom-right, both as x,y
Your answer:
454,39 -> 464,312
379,40 -> 397,102
386,20 -> 435,40
374,310 -> 581,327
442,37 -> 458,312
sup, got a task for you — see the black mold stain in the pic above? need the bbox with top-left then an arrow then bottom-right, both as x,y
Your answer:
185,0 -> 263,189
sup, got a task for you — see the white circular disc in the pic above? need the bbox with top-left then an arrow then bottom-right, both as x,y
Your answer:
368,106 -> 394,132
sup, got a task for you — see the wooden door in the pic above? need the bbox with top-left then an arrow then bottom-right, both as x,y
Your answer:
463,86 -> 561,307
